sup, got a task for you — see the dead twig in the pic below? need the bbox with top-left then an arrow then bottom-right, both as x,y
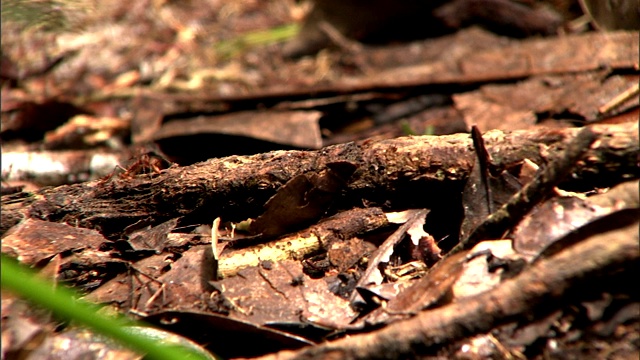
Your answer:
218,207 -> 388,279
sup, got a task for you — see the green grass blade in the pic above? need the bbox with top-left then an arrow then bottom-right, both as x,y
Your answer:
1,254 -> 213,360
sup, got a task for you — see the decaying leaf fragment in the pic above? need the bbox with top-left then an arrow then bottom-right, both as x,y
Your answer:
453,126 -> 598,254
2,219 -> 108,266
512,180 -> 639,258
350,209 -> 430,308
144,310 -> 314,359
249,161 -> 357,237
212,260 -> 358,333
460,126 -> 522,241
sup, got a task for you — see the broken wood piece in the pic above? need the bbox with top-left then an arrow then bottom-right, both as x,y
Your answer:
68,31 -> 638,115
598,82 -> 640,115
211,217 -> 221,281
217,207 -> 388,279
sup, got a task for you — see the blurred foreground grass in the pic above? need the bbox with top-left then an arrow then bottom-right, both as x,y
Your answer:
1,254 -> 215,360
214,23 -> 299,59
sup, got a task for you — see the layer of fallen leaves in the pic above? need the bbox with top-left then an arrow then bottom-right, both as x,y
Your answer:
1,0 -> 639,359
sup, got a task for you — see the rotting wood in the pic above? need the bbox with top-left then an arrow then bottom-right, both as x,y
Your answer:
217,207 -> 388,279
251,217 -> 639,360
1,124 -> 637,238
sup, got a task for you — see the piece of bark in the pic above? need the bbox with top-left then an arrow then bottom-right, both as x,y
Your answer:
512,180 -> 640,257
342,31 -> 638,92
251,216 -> 638,360
383,250 -> 468,315
454,73 -> 639,130
1,124 -> 637,238
152,110 -> 323,150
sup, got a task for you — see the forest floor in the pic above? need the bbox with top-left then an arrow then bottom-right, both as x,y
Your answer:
1,1 -> 639,359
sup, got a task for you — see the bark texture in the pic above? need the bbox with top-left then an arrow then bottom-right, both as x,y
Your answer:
1,124 -> 637,238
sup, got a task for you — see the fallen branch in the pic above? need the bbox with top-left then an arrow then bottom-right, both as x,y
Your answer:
1,124 -> 637,238
218,207 -> 388,279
